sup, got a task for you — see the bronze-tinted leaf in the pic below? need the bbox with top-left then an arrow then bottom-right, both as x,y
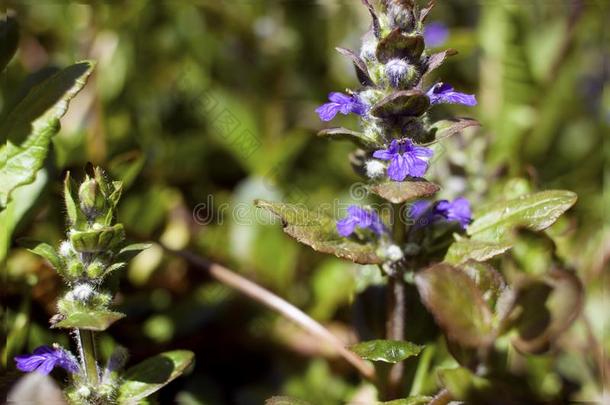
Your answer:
370,179 -> 439,204
415,263 -> 494,347
255,200 -> 382,264
423,49 -> 458,76
317,127 -> 378,149
335,47 -> 373,86
362,0 -> 381,38
370,90 -> 430,118
376,29 -> 425,63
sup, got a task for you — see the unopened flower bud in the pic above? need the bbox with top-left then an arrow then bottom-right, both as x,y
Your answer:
72,283 -> 95,302
79,177 -> 106,217
86,261 -> 106,278
385,58 -> 418,88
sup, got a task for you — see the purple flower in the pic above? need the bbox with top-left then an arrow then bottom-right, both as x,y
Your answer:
410,197 -> 472,230
336,205 -> 387,237
372,139 -> 434,181
14,345 -> 79,375
316,92 -> 367,121
424,22 -> 449,47
426,82 -> 477,107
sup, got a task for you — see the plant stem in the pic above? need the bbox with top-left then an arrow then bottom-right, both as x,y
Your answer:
78,329 -> 99,386
163,246 -> 376,381
385,272 -> 406,398
384,202 -> 408,399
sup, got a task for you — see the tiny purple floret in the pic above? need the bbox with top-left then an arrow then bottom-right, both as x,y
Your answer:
14,345 -> 79,375
424,22 -> 449,47
316,92 -> 367,122
410,197 -> 472,230
426,82 -> 477,107
336,205 -> 387,237
373,139 -> 434,181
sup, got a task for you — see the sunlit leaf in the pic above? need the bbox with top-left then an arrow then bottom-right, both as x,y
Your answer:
378,396 -> 432,405
53,310 -> 125,331
265,397 -> 313,405
317,127 -> 378,149
468,190 -> 577,243
444,238 -> 512,264
27,242 -> 63,270
0,61 -> 95,207
255,200 -> 382,264
118,350 -> 194,404
350,339 -> 423,363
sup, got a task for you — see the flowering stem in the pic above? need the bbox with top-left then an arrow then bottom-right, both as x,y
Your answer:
78,329 -> 99,386
384,203 -> 408,399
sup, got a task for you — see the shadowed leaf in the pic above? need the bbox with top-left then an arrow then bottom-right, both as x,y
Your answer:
376,29 -> 424,63
370,179 -> 439,204
508,270 -> 583,354
317,127 -> 378,149
118,350 -> 194,404
350,339 -> 423,363
468,190 -> 577,243
0,16 -> 19,72
255,200 -> 382,264
415,263 -> 494,347
335,47 -> 373,86
371,90 -> 429,118
0,61 -> 95,207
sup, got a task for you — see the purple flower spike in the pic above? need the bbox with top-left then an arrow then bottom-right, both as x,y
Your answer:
316,92 -> 367,121
15,345 -> 79,375
424,22 -> 449,47
411,197 -> 472,230
373,139 -> 434,181
426,82 -> 477,107
336,205 -> 387,237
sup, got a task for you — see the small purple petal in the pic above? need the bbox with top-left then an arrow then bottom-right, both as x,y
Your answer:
427,82 -> 477,107
316,92 -> 368,122
412,197 -> 472,230
336,205 -> 387,237
424,22 -> 449,47
373,139 -> 433,181
15,345 -> 79,375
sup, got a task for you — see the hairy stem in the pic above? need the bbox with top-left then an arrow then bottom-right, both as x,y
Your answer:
429,388 -> 453,405
385,273 -> 406,398
78,329 -> 99,386
164,246 -> 376,381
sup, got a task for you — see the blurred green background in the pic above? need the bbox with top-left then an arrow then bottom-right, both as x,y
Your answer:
1,1 -> 607,404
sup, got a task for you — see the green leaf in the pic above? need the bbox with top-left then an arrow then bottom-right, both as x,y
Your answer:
27,242 -> 62,270
117,350 -> 194,404
317,127 -> 378,149
369,179 -> 439,204
53,310 -> 125,331
255,200 -> 382,264
425,118 -> 480,144
422,48 -> 457,77
349,339 -> 423,363
265,397 -> 313,405
378,396 -> 432,405
0,61 -> 95,207
467,190 -> 577,243
415,263 -> 494,347
0,16 -> 19,72
117,243 -> 151,261
444,238 -> 512,264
